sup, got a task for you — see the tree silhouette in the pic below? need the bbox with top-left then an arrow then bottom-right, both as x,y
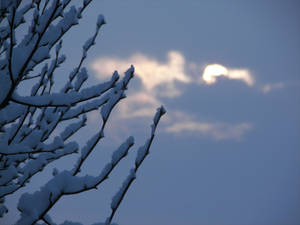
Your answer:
0,1 -> 165,224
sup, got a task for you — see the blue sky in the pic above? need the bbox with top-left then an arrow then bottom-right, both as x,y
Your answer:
3,0 -> 300,225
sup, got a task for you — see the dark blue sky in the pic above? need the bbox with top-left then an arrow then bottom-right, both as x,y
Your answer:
3,1 -> 300,225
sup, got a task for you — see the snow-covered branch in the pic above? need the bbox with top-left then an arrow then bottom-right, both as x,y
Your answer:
72,67 -> 134,176
11,75 -> 118,107
106,106 -> 166,224
0,1 -> 165,224
15,137 -> 134,225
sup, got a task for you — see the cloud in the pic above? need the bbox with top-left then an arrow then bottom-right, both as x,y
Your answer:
117,91 -> 161,119
90,50 -> 254,141
261,82 -> 285,93
201,64 -> 254,86
165,120 -> 252,141
91,51 -> 190,97
91,50 -> 254,94
91,51 -> 255,98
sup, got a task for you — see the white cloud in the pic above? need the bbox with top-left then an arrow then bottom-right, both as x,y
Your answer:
261,82 -> 285,93
202,64 -> 254,86
91,51 -> 255,97
91,51 -> 190,97
165,120 -> 252,141
90,50 -> 254,141
117,91 -> 161,119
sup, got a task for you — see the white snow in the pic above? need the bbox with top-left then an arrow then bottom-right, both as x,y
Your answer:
111,169 -> 136,210
0,66 -> 12,105
111,136 -> 134,165
74,68 -> 88,91
101,89 -> 124,122
60,115 -> 87,140
0,1 -> 165,223
135,139 -> 150,167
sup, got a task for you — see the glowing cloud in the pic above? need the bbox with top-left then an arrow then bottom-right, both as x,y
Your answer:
165,120 -> 252,140
202,64 -> 254,86
91,51 -> 190,97
91,51 -> 255,96
262,82 -> 285,93
90,51 -> 254,140
117,92 -> 161,119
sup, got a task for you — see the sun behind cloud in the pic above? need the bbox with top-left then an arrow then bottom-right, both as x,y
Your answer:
90,51 -> 254,140
202,64 -> 254,86
91,51 -> 255,93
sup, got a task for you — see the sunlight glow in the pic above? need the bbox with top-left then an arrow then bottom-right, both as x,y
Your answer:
90,52 -> 254,140
202,64 -> 228,84
202,64 -> 254,86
